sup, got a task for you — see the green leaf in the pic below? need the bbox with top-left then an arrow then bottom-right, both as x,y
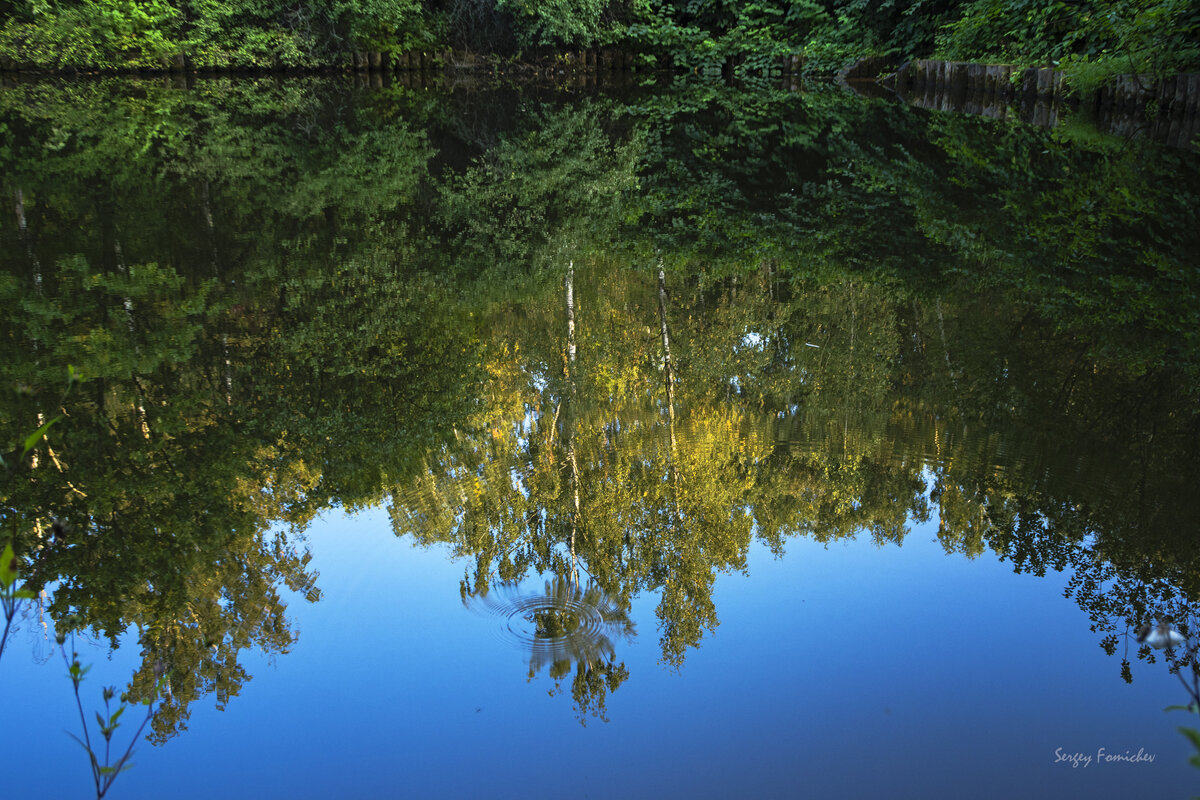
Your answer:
109,705 -> 126,725
65,731 -> 90,751
1166,704 -> 1198,713
0,543 -> 15,589
1178,726 -> 1200,751
14,588 -> 36,599
21,416 -> 60,458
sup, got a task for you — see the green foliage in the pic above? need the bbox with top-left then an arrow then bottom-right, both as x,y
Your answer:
497,0 -> 615,47
628,0 -> 823,75
438,101 -> 642,277
938,0 -> 1083,63
1166,689 -> 1200,769
939,0 -> 1200,78
0,0 -> 1195,75
0,0 -> 438,69
627,0 -> 969,76
0,0 -> 183,69
1181,725 -> 1200,769
0,541 -> 38,660
179,0 -> 312,67
0,77 -> 489,738
336,0 -> 428,49
181,0 -> 432,65
0,367 -> 79,659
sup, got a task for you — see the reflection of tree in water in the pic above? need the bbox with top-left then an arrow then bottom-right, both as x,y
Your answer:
465,575 -> 633,723
5,78 -> 1199,740
393,256 -> 1200,702
0,192 -> 475,742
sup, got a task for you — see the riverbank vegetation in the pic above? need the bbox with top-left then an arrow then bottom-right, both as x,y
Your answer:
0,0 -> 1197,79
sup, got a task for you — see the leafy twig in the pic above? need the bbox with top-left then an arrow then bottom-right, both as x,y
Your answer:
61,635 -> 162,799
0,541 -> 37,662
0,366 -> 80,663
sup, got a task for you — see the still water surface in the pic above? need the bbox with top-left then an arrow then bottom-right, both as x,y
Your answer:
1,74 -> 1198,798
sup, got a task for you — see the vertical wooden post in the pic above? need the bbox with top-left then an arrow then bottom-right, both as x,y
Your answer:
1185,74 -> 1200,118
1036,68 -> 1053,98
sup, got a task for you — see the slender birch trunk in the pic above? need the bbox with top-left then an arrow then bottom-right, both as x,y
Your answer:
113,239 -> 151,439
565,261 -> 580,589
657,259 -> 681,524
14,188 -> 42,293
657,259 -> 676,448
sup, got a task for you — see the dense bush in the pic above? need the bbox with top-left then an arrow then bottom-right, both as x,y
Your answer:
0,0 -> 1197,74
938,0 -> 1200,85
0,0 -> 183,68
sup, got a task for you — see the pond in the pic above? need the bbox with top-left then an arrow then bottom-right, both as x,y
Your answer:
1,73 -> 1199,798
